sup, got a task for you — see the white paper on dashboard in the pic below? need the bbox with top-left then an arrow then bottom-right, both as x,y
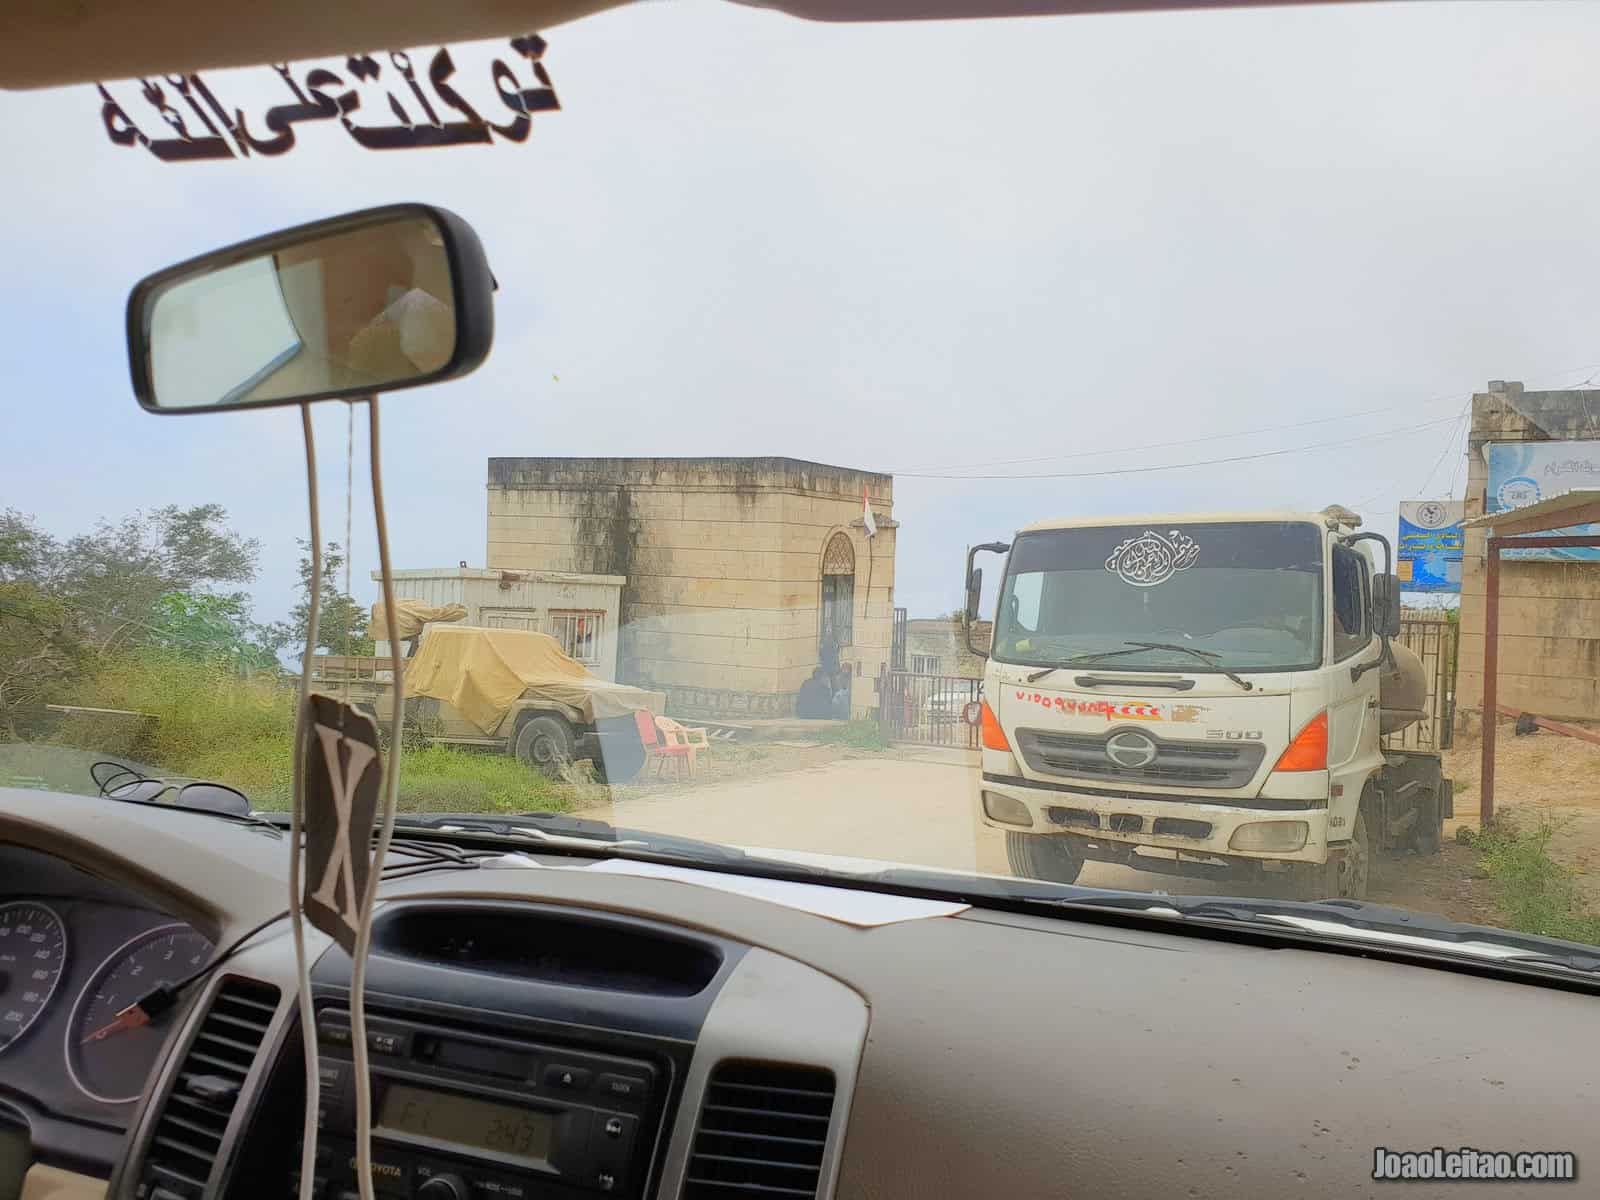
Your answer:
582,857 -> 968,927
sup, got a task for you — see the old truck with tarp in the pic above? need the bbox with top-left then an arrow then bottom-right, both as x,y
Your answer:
312,623 -> 665,782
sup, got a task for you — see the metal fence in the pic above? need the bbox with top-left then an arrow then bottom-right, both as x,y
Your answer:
1383,617 -> 1459,752
879,670 -> 982,748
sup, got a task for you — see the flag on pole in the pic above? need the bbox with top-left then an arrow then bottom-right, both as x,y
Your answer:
862,485 -> 877,538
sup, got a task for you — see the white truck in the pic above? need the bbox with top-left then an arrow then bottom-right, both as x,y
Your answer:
965,506 -> 1450,900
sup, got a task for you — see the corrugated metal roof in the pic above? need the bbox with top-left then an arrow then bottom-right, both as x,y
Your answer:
1464,488 -> 1600,532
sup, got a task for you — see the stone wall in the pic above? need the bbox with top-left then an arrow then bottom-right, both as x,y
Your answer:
1457,381 -> 1600,720
905,619 -> 989,678
485,458 -> 896,716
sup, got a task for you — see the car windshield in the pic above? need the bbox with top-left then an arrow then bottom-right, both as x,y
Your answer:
7,1 -> 1600,963
992,523 -> 1324,673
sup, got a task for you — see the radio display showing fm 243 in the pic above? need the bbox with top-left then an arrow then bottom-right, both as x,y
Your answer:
378,1083 -> 554,1164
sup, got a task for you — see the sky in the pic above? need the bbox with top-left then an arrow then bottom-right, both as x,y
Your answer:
5,0 -> 1600,624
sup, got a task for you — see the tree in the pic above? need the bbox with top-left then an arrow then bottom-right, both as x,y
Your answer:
47,505 -> 260,652
0,506 -> 267,733
260,541 -> 375,658
0,510 -> 54,582
0,581 -> 88,739
0,513 -> 86,736
148,591 -> 278,670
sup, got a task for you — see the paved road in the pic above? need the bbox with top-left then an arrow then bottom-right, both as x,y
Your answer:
582,748 -> 1440,909
585,750 -> 1228,894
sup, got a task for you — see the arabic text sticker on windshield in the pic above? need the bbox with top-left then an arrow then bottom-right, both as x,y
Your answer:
95,36 -> 558,163
1105,529 -> 1200,587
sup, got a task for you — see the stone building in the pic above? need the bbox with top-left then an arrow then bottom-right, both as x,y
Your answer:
1458,380 -> 1600,720
485,457 -> 897,718
904,618 -> 990,679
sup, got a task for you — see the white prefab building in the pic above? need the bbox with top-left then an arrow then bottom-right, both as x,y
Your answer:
370,567 -> 627,680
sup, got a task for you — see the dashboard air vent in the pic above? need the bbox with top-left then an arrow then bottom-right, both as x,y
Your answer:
138,976 -> 280,1199
684,1061 -> 836,1199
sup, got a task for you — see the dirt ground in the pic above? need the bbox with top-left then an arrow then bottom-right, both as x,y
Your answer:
1442,722 -> 1600,907
576,723 -> 1600,926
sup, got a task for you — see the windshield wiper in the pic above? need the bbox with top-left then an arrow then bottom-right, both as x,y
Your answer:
1027,642 -> 1253,690
1121,642 -> 1253,691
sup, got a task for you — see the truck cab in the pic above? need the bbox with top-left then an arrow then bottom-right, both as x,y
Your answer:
969,506 -> 1446,900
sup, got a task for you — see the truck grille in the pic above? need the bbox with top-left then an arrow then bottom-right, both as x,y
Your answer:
1014,727 -> 1266,790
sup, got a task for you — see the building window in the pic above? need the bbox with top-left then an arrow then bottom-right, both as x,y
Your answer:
911,654 -> 942,675
482,610 -> 540,632
548,610 -> 604,665
820,532 -> 856,651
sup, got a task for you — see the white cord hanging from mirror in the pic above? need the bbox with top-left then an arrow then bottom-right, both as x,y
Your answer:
287,397 -> 405,1200
350,395 -> 406,1200
288,404 -> 323,1200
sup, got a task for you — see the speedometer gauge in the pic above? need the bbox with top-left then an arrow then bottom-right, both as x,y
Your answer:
66,924 -> 213,1104
0,903 -> 67,1053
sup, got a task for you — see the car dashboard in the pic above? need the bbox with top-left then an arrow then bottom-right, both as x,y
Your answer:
0,786 -> 1592,1200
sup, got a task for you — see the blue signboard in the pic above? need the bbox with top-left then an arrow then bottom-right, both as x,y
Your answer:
1485,441 -> 1600,562
1396,500 -> 1463,592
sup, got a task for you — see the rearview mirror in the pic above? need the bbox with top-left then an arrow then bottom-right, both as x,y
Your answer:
965,567 -> 984,625
1372,572 -> 1402,638
127,204 -> 495,413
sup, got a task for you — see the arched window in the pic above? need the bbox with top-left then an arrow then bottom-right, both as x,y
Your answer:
820,532 -> 856,651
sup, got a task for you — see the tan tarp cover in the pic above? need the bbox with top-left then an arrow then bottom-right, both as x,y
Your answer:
371,599 -> 468,640
404,625 -> 664,734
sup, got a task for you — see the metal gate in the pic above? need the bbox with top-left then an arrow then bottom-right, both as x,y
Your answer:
879,670 -> 982,748
1383,617 -> 1459,752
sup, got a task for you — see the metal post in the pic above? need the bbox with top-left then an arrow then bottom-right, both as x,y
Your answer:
1480,540 -> 1499,826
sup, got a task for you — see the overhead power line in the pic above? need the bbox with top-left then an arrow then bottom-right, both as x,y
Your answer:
896,414 -> 1463,481
888,395 -> 1464,475
892,359 -> 1600,480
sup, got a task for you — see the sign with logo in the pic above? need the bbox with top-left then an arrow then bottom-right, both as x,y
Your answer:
1486,441 -> 1600,562
1396,500 -> 1464,593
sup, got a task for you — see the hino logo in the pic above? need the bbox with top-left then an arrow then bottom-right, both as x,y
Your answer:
1105,730 -> 1158,769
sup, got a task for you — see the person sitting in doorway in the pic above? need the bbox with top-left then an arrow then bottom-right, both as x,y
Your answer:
830,671 -> 852,720
796,668 -> 832,719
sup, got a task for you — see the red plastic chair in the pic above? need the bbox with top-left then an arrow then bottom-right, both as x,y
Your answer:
634,710 -> 694,780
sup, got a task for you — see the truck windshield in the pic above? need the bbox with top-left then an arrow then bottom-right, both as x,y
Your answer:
992,522 -> 1324,674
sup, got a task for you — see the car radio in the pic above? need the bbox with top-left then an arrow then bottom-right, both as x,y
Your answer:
300,1008 -> 663,1199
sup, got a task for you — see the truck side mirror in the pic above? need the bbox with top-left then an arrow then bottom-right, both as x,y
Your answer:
1372,573 -> 1402,638
965,567 -> 984,625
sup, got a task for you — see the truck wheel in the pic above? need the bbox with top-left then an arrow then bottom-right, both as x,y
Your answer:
1006,832 -> 1085,885
1408,786 -> 1443,856
514,715 -> 575,778
1281,812 -> 1370,901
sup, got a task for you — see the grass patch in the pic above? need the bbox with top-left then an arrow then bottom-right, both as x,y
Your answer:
60,650 -> 296,804
813,718 -> 890,751
49,650 -> 575,816
392,745 -> 573,815
1470,812 -> 1600,945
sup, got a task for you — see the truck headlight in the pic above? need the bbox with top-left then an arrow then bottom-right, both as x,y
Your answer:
1228,820 -> 1309,852
982,791 -> 1033,828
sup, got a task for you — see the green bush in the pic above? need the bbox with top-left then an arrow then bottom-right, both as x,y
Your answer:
63,649 -> 296,803
1474,814 -> 1600,945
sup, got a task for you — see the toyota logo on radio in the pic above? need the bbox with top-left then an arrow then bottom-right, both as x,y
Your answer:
1106,730 -> 1158,769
